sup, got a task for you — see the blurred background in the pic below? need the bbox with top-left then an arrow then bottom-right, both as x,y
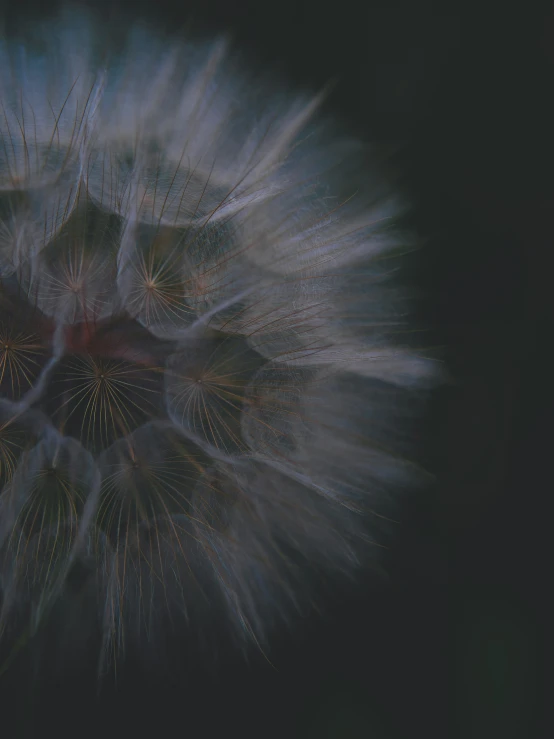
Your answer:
0,0 -> 549,736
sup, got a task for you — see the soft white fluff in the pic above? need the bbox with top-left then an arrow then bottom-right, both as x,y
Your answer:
0,7 -> 435,675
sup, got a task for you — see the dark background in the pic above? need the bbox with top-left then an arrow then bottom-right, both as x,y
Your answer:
0,0 -> 551,736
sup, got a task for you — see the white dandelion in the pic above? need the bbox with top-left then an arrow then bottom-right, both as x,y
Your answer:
0,7 -> 437,677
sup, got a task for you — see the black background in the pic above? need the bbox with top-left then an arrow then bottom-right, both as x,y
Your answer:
0,1 -> 551,736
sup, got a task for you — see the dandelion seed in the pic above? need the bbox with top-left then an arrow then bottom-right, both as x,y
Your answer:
0,432 -> 100,633
165,332 -> 265,455
22,196 -> 120,324
44,353 -> 163,451
0,407 -> 29,488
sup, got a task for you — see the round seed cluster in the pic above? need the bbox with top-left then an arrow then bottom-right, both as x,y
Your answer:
0,11 -> 433,672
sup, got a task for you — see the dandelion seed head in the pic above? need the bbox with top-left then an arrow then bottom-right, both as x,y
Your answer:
0,7 -> 437,675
